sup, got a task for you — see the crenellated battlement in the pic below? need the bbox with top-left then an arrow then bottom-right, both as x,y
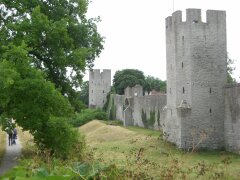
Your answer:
166,9 -> 226,29
89,69 -> 111,81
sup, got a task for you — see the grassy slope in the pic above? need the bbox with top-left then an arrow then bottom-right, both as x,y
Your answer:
0,128 -> 6,163
80,120 -> 240,179
17,127 -> 34,155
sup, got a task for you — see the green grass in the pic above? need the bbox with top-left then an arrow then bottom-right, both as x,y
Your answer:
126,125 -> 162,137
0,128 -> 6,163
17,127 -> 37,159
80,120 -> 240,179
1,121 -> 240,179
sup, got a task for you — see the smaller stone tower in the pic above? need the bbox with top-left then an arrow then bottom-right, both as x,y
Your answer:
89,69 -> 111,109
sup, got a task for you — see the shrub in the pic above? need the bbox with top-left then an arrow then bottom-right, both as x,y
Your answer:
70,109 -> 108,127
34,116 -> 85,159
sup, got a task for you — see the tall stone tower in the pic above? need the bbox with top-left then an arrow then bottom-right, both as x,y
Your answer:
164,9 -> 227,149
89,69 -> 111,109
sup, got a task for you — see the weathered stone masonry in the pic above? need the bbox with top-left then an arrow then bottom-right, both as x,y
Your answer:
110,85 -> 166,129
89,69 -> 111,109
164,9 -> 227,149
89,9 -> 240,153
225,85 -> 240,152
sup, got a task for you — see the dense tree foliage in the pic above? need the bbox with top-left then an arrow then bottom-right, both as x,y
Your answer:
0,0 -> 102,157
144,76 -> 166,93
112,69 -> 145,95
0,0 -> 104,111
79,81 -> 89,106
112,69 -> 166,95
0,43 -> 83,157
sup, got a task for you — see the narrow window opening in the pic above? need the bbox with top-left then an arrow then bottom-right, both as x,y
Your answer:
210,108 -> 212,113
209,88 -> 211,94
183,87 -> 185,94
103,90 -> 105,93
103,100 -> 105,103
92,90 -> 93,93
182,62 -> 184,68
170,88 -> 171,94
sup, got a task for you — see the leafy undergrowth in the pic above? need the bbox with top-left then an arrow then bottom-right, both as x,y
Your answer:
79,120 -> 240,179
1,160 -> 127,180
0,128 -> 6,163
0,127 -> 129,179
69,109 -> 108,127
1,121 -> 240,179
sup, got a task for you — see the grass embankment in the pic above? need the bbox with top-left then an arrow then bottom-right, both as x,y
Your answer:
17,127 -> 34,156
80,120 -> 240,179
1,125 -> 122,179
0,129 -> 6,163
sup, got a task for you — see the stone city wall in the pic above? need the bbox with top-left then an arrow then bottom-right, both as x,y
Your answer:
109,92 -> 166,130
225,85 -> 240,153
133,95 -> 166,130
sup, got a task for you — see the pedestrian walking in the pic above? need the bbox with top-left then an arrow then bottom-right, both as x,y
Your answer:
8,131 -> 13,146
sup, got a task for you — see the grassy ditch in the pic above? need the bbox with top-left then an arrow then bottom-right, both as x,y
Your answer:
80,120 -> 240,179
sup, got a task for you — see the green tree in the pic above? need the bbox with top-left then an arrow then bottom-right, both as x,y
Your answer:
227,55 -> 236,84
112,69 -> 145,95
79,81 -> 89,106
144,76 -> 166,93
0,43 -> 82,158
0,0 -> 104,111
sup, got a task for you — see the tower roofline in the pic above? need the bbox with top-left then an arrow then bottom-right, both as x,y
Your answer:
165,9 -> 226,28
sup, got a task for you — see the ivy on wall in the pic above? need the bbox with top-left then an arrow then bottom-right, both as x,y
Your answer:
103,92 -> 111,111
109,98 -> 117,120
141,109 -> 147,127
149,110 -> 156,126
157,110 -> 160,126
141,109 -> 156,128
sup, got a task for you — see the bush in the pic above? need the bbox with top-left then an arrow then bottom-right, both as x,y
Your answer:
34,116 -> 85,159
70,109 -> 108,127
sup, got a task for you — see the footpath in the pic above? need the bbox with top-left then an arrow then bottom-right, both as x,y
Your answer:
0,136 -> 22,176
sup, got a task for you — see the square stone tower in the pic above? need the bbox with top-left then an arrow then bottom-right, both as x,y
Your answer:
89,69 -> 111,109
164,9 -> 227,149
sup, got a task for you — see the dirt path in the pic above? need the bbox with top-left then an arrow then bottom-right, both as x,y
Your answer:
0,135 -> 22,176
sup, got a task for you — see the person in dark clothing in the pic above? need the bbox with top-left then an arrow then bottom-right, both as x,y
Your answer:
12,128 -> 17,145
8,131 -> 13,146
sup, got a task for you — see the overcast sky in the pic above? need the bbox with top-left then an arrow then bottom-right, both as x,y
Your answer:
85,0 -> 240,82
